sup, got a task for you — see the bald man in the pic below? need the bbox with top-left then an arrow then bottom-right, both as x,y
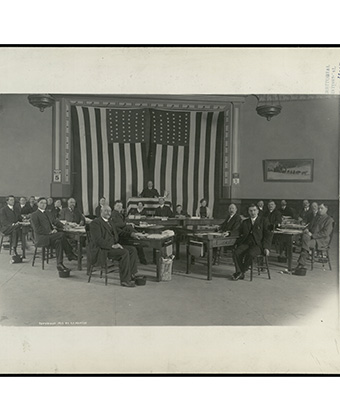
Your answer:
213,203 -> 242,264
60,198 -> 85,225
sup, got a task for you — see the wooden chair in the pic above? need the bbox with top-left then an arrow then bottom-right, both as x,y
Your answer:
311,222 -> 335,271
86,227 -> 117,285
250,254 -> 271,281
0,231 -> 13,254
31,229 -> 52,270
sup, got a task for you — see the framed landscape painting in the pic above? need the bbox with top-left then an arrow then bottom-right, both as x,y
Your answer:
263,159 -> 314,182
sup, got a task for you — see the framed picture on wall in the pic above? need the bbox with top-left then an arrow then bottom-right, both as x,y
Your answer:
263,159 -> 314,182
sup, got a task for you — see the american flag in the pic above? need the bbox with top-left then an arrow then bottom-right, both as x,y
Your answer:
71,105 -> 225,216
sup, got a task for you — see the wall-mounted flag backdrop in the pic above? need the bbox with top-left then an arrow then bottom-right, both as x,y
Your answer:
71,105 -> 226,216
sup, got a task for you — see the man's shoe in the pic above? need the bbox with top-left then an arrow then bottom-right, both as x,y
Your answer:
57,264 -> 70,272
121,281 -> 136,288
67,253 -> 78,261
232,272 -> 244,281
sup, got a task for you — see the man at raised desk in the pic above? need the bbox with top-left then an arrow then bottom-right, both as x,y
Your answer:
140,181 -> 160,198
232,204 -> 272,281
155,197 -> 174,218
0,195 -> 23,257
294,203 -> 333,274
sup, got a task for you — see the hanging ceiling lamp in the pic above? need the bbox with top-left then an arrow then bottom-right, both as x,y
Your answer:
27,94 -> 55,112
256,94 -> 282,121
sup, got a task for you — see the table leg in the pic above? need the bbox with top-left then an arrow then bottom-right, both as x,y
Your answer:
175,236 -> 180,260
186,242 -> 191,274
207,244 -> 213,281
155,249 -> 161,282
21,228 -> 26,259
287,235 -> 293,272
77,236 -> 82,271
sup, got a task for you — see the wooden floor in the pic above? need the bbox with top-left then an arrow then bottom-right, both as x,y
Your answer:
0,237 -> 338,327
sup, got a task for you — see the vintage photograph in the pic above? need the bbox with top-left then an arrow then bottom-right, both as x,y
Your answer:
0,48 -> 339,374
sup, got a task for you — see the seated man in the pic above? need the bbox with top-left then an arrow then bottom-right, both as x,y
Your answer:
18,197 -> 28,215
140,181 -> 160,198
112,200 -> 148,265
232,204 -> 272,280
0,195 -> 23,257
90,205 -> 140,287
305,202 -> 319,225
21,196 -> 38,216
294,203 -> 334,274
30,197 -> 77,273
264,200 -> 282,230
213,203 -> 242,264
279,199 -> 295,218
155,197 -> 174,218
51,199 -> 63,220
298,199 -> 311,223
46,197 -> 54,213
174,204 -> 190,218
60,198 -> 85,225
256,200 -> 266,218
219,203 -> 242,236
196,198 -> 211,218
95,197 -> 107,218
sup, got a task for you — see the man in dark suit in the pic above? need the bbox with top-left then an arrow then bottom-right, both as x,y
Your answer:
232,204 -> 272,280
294,203 -> 334,273
60,198 -> 85,225
298,199 -> 311,223
30,197 -> 76,272
21,196 -> 38,216
111,200 -> 147,264
213,203 -> 242,265
257,200 -> 266,217
90,205 -> 140,287
279,200 -> 295,218
51,199 -> 63,221
264,200 -> 282,230
305,202 -> 318,225
0,195 -> 23,256
155,197 -> 173,217
219,203 -> 242,236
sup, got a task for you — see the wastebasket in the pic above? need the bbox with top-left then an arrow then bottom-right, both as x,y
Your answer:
160,255 -> 174,281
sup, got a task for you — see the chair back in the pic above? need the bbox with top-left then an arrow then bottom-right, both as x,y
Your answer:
328,220 -> 336,247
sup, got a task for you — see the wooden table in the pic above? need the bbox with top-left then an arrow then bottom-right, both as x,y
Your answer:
64,228 -> 87,271
273,229 -> 303,272
186,232 -> 237,280
124,235 -> 174,282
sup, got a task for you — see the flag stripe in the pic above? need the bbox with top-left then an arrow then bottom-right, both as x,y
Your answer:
203,112 -> 213,206
165,145 -> 173,201
119,143 -> 127,203
182,145 -> 189,211
186,112 -> 196,216
154,144 -> 162,197
130,143 -> 138,197
95,109 -> 104,201
172,145 -> 179,208
209,112 -> 219,216
160,144 -> 167,196
135,143 -> 144,196
124,143 -> 133,201
100,108 -> 110,200
192,113 -> 202,216
89,107 -> 99,213
198,112 -> 207,205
